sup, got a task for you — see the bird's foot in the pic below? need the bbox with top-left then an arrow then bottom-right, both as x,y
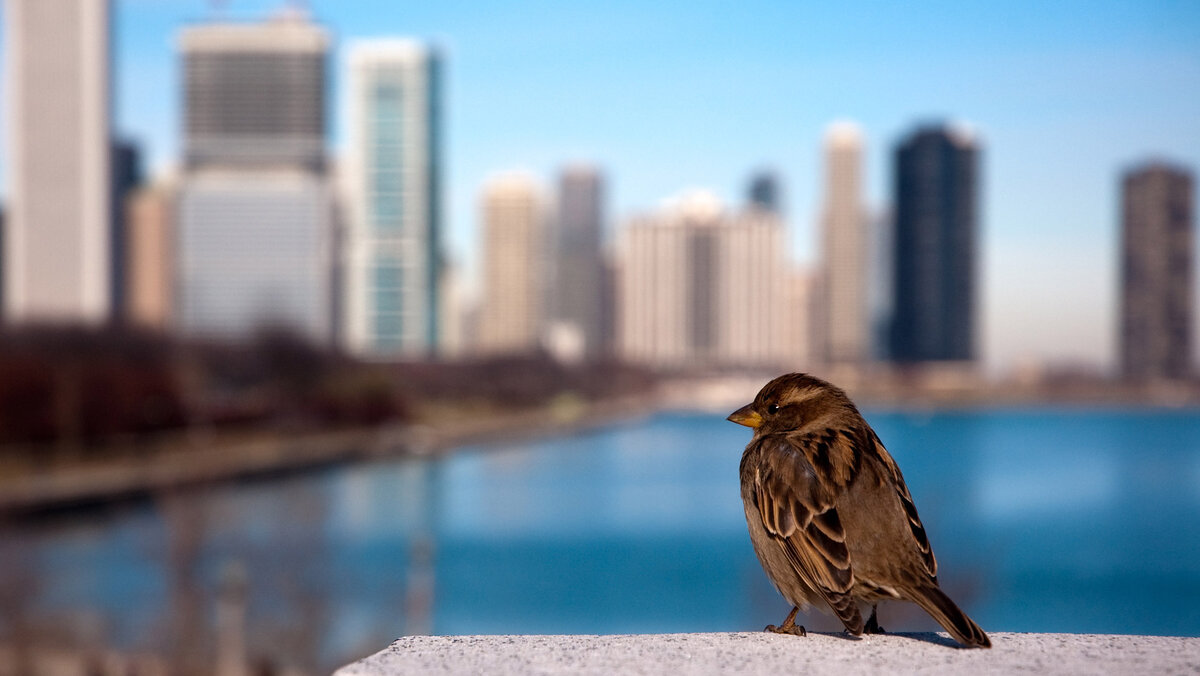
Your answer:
764,606 -> 806,636
765,623 -> 807,637
864,605 -> 886,634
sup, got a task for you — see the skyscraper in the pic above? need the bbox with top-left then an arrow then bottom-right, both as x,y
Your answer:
888,124 -> 980,364
617,192 -> 794,368
343,40 -> 443,358
477,173 -> 545,354
548,165 -> 606,358
176,10 -> 333,343
818,122 -> 868,365
0,205 -> 6,315
126,181 -> 175,330
1119,162 -> 1194,381
183,12 -> 326,172
110,139 -> 144,322
3,0 -> 112,323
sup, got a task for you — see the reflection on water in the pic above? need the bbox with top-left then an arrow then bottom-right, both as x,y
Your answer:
11,408 -> 1200,669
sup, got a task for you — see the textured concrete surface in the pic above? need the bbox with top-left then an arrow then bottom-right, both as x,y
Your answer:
335,632 -> 1200,675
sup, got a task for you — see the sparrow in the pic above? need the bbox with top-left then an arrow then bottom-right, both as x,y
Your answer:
728,373 -> 991,648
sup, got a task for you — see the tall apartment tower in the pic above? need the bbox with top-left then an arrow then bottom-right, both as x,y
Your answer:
342,40 -> 443,358
818,122 -> 868,365
888,124 -> 980,363
3,0 -> 112,323
617,192 -> 793,369
547,165 -> 606,359
177,10 -> 333,343
1119,163 -> 1194,381
477,173 -> 545,354
126,180 -> 175,330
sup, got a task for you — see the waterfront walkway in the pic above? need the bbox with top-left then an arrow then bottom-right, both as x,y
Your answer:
336,632 -> 1200,675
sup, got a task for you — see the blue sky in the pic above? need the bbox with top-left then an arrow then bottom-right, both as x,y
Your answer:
5,0 -> 1200,371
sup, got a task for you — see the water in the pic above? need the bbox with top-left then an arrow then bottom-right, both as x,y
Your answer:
9,407 -> 1200,668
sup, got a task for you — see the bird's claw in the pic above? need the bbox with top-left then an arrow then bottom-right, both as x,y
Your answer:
864,606 -> 886,634
765,623 -> 807,636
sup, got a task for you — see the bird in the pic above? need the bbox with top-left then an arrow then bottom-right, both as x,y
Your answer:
727,373 -> 991,648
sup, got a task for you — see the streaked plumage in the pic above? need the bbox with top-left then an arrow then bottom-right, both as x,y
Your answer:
728,373 -> 990,648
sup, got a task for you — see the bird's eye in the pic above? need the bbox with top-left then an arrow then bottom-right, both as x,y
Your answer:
767,403 -> 779,415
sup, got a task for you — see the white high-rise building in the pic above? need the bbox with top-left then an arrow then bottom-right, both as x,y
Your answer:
547,165 -> 606,359
477,173 -> 545,354
343,40 -> 443,357
818,121 -> 869,365
3,0 -> 111,322
176,11 -> 333,343
617,192 -> 796,369
178,170 -> 333,340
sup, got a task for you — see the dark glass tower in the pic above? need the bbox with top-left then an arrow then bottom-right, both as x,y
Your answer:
1119,162 -> 1194,381
110,139 -> 143,321
888,125 -> 979,363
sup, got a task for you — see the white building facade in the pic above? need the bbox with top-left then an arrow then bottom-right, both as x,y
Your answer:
477,173 -> 545,355
818,121 -> 869,365
176,11 -> 333,343
3,0 -> 111,322
617,193 -> 801,369
342,40 -> 443,357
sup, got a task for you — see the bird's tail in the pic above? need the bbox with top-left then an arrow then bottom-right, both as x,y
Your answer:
910,584 -> 991,648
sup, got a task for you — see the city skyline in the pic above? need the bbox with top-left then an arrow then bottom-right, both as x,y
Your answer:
1,0 -> 1198,372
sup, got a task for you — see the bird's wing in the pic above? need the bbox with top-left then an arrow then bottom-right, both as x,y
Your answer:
870,432 -> 938,579
750,429 -> 862,629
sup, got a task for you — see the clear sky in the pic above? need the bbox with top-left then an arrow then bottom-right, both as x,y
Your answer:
5,0 -> 1200,372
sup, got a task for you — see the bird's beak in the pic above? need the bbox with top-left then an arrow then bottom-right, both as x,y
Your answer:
727,404 -> 762,429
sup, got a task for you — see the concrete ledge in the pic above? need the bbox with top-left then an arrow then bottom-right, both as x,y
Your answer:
336,632 -> 1200,675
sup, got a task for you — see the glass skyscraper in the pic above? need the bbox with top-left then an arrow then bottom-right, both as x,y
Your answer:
343,40 -> 443,357
888,124 -> 980,364
176,10 -> 333,343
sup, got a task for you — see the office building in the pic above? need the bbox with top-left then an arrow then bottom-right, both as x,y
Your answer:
0,205 -> 5,315
818,122 -> 869,365
617,192 -> 793,368
179,170 -> 333,340
888,124 -> 980,363
3,0 -> 112,323
126,181 -> 175,330
111,139 -> 143,321
477,173 -> 545,354
547,165 -> 606,359
342,40 -> 443,358
1119,162 -> 1194,381
176,10 -> 333,342
182,11 -> 326,171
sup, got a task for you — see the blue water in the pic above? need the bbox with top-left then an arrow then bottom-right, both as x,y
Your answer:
12,408 -> 1200,666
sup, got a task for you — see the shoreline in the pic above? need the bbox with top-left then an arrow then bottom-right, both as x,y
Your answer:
3,377 -> 1199,517
0,391 -> 661,518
